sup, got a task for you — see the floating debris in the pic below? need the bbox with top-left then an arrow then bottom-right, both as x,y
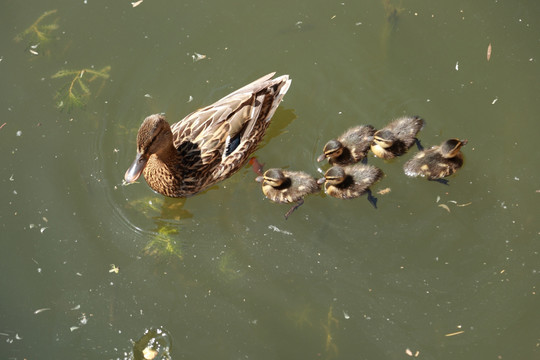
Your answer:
268,225 -> 292,236
34,308 -> 51,314
438,204 -> 451,213
492,97 -> 498,105
131,0 -> 143,7
70,326 -> 79,332
455,61 -> 459,71
377,187 -> 391,195
132,327 -> 171,360
109,264 -> 119,274
405,348 -> 420,357
445,330 -> 465,337
0,122 -> 6,130
487,43 -> 492,61
191,52 -> 206,62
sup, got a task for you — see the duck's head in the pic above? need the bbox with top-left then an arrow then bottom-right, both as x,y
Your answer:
317,140 -> 344,162
124,114 -> 172,183
372,129 -> 396,148
440,138 -> 468,158
256,168 -> 287,187
317,166 -> 346,185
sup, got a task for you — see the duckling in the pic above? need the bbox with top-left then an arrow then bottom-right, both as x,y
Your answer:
371,116 -> 424,159
317,164 -> 383,202
256,168 -> 320,219
317,125 -> 376,165
403,138 -> 467,180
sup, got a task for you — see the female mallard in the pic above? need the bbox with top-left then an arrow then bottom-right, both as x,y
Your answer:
317,125 -> 375,165
124,73 -> 291,197
256,168 -> 320,219
403,138 -> 467,180
317,164 -> 383,200
371,116 -> 424,159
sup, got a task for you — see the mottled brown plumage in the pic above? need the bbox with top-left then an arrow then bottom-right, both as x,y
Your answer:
318,164 -> 383,199
317,125 -> 375,165
403,138 -> 467,179
255,168 -> 320,219
124,73 -> 291,197
371,116 -> 424,159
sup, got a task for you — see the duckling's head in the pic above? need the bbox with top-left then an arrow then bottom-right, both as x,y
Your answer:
440,138 -> 468,158
124,114 -> 172,183
256,168 -> 287,187
317,140 -> 344,162
317,166 -> 347,185
373,129 -> 396,148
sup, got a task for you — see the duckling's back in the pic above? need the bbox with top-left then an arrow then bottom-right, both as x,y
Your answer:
386,116 -> 424,146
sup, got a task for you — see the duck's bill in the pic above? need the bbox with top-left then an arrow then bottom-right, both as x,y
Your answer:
124,153 -> 147,183
316,177 -> 326,185
255,176 -> 264,183
316,153 -> 327,162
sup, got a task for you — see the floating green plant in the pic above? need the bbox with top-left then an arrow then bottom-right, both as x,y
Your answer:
382,0 -> 404,27
14,9 -> 59,44
51,66 -> 111,111
144,224 -> 184,260
322,305 -> 339,358
128,197 -> 165,217
218,251 -> 243,280
287,303 -> 314,328
380,0 -> 404,59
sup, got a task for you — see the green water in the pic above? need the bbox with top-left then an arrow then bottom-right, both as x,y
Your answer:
1,0 -> 539,359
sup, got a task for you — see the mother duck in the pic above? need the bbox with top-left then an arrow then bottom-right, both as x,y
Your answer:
124,73 -> 291,197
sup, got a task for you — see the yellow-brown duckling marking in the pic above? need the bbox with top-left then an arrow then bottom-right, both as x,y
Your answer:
371,116 -> 424,159
124,73 -> 291,197
317,164 -> 384,200
404,138 -> 467,179
317,125 -> 375,165
256,168 -> 320,219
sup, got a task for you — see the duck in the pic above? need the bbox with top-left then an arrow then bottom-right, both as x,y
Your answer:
124,73 -> 291,197
403,138 -> 467,180
370,115 -> 424,159
317,125 -> 376,165
317,164 -> 383,200
256,168 -> 320,219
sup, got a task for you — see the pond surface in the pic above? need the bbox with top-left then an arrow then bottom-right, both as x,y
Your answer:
1,0 -> 539,359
